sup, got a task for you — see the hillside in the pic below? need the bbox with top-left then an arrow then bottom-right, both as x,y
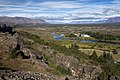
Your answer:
0,26 -> 102,80
0,16 -> 48,26
0,25 -> 120,80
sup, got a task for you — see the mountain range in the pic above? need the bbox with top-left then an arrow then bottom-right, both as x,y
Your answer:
47,16 -> 120,24
106,17 -> 120,23
0,16 -> 48,26
0,16 -> 120,25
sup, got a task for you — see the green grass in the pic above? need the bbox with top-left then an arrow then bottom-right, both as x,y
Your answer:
46,64 -> 72,76
80,49 -> 103,57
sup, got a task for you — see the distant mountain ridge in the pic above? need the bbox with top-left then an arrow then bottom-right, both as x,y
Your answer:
106,17 -> 120,23
0,16 -> 48,26
0,16 -> 120,25
38,16 -> 120,24
64,17 -> 120,24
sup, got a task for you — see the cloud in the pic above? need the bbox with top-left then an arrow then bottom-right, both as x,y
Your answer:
0,13 -> 33,17
0,0 -> 120,23
25,1 -> 83,9
111,0 -> 120,4
39,1 -> 82,8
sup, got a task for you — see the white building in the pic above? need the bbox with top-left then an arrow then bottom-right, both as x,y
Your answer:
81,34 -> 90,37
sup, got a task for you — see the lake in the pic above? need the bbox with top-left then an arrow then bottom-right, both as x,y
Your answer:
79,40 -> 97,42
53,35 -> 97,42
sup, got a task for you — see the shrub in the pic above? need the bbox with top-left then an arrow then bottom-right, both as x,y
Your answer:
67,33 -> 77,37
97,72 -> 108,80
56,65 -> 71,75
98,51 -> 113,64
112,49 -> 118,54
10,48 -> 17,59
89,50 -> 98,61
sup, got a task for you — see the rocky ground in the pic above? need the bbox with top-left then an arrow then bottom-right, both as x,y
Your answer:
0,68 -> 58,80
1,30 -> 119,80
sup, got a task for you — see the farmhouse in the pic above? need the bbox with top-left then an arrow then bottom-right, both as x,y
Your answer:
81,34 -> 90,37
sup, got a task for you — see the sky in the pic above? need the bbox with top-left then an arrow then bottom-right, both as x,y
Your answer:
0,0 -> 120,23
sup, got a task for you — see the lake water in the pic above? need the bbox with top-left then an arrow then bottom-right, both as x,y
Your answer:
53,35 -> 68,40
79,40 -> 97,42
53,35 -> 97,42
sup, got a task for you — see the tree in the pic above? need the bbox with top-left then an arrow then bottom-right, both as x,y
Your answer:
69,43 -> 79,50
112,49 -> 118,54
68,33 -> 77,37
98,51 -> 113,64
89,50 -> 98,61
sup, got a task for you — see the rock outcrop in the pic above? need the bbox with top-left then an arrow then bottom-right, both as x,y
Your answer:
32,43 -> 102,80
0,68 -> 58,80
0,33 -> 17,59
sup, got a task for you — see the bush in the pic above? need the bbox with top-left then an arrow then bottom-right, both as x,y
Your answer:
112,49 -> 118,54
56,65 -> 71,75
102,63 -> 120,76
82,31 -> 120,41
96,51 -> 120,79
98,51 -> 114,64
97,72 -> 108,80
89,50 -> 98,61
67,33 -> 77,37
69,43 -> 80,50
10,48 -> 17,59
